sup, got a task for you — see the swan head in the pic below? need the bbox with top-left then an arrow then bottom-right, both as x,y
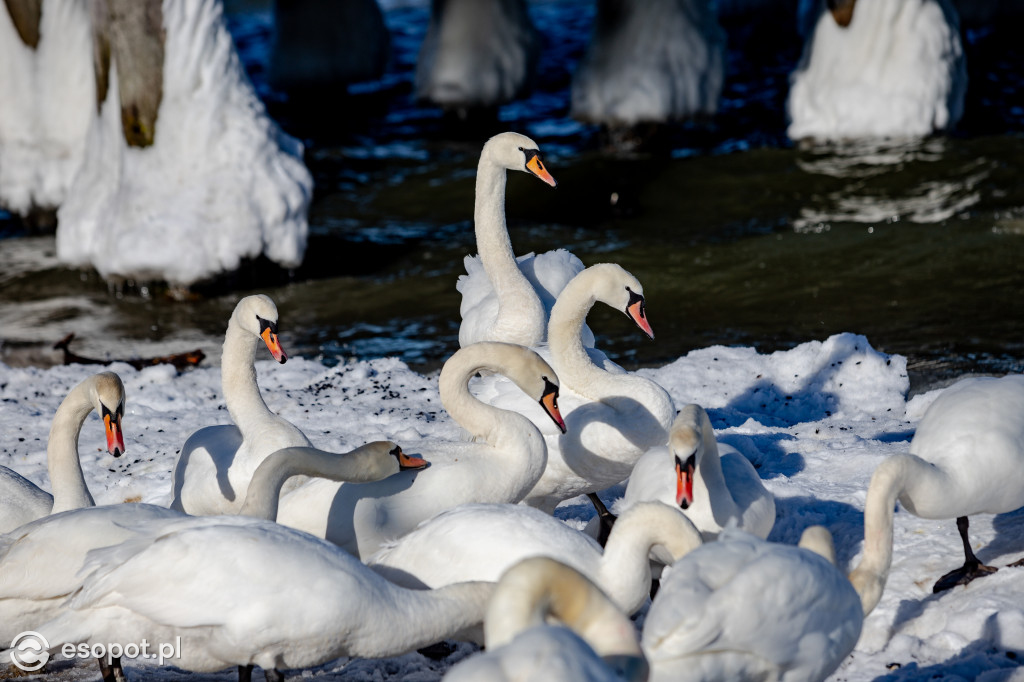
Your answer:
669,405 -> 711,509
90,372 -> 126,458
483,132 -> 557,187
388,443 -> 428,471
582,263 -> 655,339
231,294 -> 288,363
827,0 -> 856,27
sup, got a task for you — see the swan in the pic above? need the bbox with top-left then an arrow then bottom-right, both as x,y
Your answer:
443,557 -> 649,682
369,501 -> 702,617
848,374 -> 1024,615
415,0 -> 540,115
0,441 -> 447,679
457,131 -> 591,349
478,263 -> 674,514
570,0 -> 726,127
275,341 -> 566,559
642,527 -> 864,682
0,372 -> 125,533
787,0 -> 967,141
623,403 -> 775,541
171,294 -> 309,516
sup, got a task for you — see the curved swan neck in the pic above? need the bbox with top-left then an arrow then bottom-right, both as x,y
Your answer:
601,503 -> 702,612
439,346 -> 533,445
548,271 -> 602,392
692,416 -> 736,520
353,581 -> 495,659
222,321 -> 272,433
849,454 -> 938,615
474,153 -> 544,343
48,377 -> 99,513
239,445 -> 396,521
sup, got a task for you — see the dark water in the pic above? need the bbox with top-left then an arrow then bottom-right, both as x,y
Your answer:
1,1 -> 1023,392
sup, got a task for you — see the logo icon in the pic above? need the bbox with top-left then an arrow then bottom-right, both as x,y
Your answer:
10,631 -> 49,671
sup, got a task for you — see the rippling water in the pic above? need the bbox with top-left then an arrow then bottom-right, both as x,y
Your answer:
1,1 -> 1022,392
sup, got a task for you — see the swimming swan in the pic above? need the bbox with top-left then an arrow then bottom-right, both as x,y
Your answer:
369,500 -> 702,616
457,131 -> 588,349
624,403 -> 775,540
642,527 -> 863,682
0,371 -> 125,533
275,341 -> 566,559
171,294 -> 308,515
443,556 -> 649,682
848,374 -> 1024,615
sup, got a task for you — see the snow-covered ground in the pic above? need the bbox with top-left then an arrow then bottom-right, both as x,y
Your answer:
1,332 -> 1022,681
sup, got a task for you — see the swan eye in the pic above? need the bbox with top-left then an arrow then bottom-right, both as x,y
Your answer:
518,146 -> 525,152
256,315 -> 278,336
390,446 -> 402,457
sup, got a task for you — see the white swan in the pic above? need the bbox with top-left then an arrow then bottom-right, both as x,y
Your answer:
275,342 -> 566,559
415,0 -> 540,114
624,403 -> 775,540
0,440 -> 439,669
570,0 -> 726,127
369,501 -> 702,617
0,372 -> 125,533
457,131 -> 589,349
787,0 -> 967,141
443,557 -> 649,682
486,263 -> 673,513
171,294 -> 309,515
642,527 -> 863,682
848,374 -> 1024,615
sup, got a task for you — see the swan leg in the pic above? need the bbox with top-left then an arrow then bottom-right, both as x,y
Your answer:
239,665 -> 253,682
264,669 -> 285,682
417,641 -> 456,660
588,493 -> 617,547
99,656 -> 127,682
933,516 -> 999,593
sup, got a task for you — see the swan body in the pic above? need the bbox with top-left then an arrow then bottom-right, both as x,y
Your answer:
788,0 -> 967,141
369,501 -> 701,616
275,342 -> 566,559
444,557 -> 649,682
642,528 -> 863,682
624,403 -> 775,540
0,439 -> 430,652
570,0 -> 726,126
0,372 -> 125,534
171,295 -> 307,516
457,132 -> 584,349
849,374 -> 1024,614
415,0 -> 539,112
10,513 -> 493,675
477,263 -> 673,511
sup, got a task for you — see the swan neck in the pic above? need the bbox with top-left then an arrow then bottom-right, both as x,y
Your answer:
354,581 -> 495,658
439,352 -> 520,444
47,378 -> 98,513
548,278 -> 601,391
222,321 -> 272,433
240,446 -> 392,521
849,454 -> 932,615
692,426 -> 736,522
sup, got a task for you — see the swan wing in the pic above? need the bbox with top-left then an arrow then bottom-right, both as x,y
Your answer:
0,467 -> 52,533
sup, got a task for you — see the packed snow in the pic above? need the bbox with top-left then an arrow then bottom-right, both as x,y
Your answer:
0,329 -> 1021,680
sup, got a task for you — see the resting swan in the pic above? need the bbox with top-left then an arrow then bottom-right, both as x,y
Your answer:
787,0 -> 967,141
476,263 -> 674,513
443,557 -> 649,682
275,342 -> 566,559
848,374 -> 1024,615
570,0 -> 725,127
624,403 -> 775,540
642,527 -> 863,682
457,131 -> 589,349
369,501 -> 701,617
0,372 -> 125,533
0,441 -> 442,679
171,294 -> 308,515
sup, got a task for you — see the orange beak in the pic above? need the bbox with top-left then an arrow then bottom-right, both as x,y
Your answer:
626,289 -> 654,339
828,0 -> 856,26
525,153 -> 557,188
675,454 -> 694,509
539,379 -> 566,434
103,409 -> 125,458
393,446 -> 428,471
261,326 -> 288,364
